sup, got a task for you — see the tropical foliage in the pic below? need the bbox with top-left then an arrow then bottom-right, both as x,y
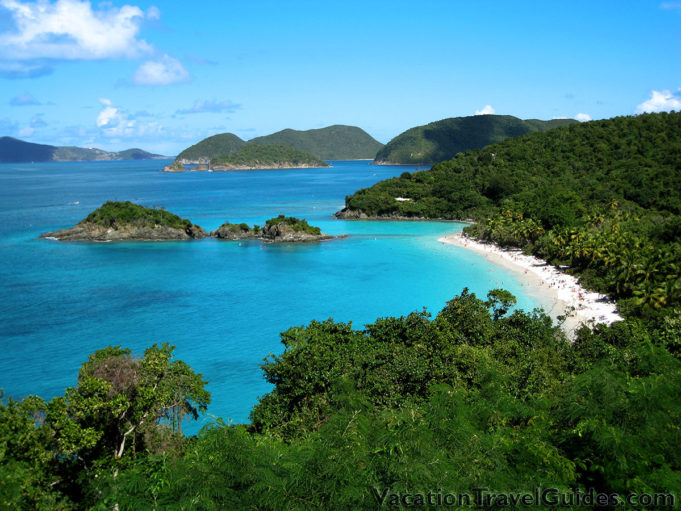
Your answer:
3,291 -> 681,509
345,112 -> 681,318
83,201 -> 193,230
264,215 -> 321,235
211,144 -> 328,168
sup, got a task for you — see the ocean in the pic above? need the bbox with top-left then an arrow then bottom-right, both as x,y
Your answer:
0,159 -> 542,431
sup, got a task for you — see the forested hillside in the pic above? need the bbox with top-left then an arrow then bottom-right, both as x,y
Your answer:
249,125 -> 383,160
342,112 -> 681,319
374,115 -> 577,164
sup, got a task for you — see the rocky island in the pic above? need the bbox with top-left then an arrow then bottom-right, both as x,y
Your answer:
41,201 -> 207,241
212,215 -> 334,242
42,203 -> 335,243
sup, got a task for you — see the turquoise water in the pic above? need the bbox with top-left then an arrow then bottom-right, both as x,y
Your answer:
0,160 -> 541,431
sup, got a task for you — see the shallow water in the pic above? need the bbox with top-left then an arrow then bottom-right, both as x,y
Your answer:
0,159 -> 542,431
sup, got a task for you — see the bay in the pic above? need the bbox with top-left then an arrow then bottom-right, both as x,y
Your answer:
0,159 -> 542,431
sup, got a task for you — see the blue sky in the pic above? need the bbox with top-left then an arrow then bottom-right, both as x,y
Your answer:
1,0 -> 680,155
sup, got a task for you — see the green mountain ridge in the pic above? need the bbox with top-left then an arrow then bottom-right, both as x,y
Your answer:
249,124 -> 384,160
173,125 -> 384,164
175,133 -> 246,162
375,114 -> 578,164
0,136 -> 164,163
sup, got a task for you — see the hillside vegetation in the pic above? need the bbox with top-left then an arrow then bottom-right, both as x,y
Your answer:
344,112 -> 681,319
249,124 -> 383,160
374,115 -> 577,164
83,201 -> 193,230
175,133 -> 246,161
4,288 -> 681,508
211,144 -> 328,169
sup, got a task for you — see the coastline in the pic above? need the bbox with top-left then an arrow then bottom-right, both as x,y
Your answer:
438,232 -> 622,338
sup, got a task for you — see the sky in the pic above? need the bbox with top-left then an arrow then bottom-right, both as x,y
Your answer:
1,0 -> 680,155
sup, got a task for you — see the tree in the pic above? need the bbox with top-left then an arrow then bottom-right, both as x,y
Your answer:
485,289 -> 517,320
46,343 -> 210,475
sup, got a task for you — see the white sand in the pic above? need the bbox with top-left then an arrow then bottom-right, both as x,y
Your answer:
438,232 -> 623,338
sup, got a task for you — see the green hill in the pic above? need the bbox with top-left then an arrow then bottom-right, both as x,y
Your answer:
374,115 -> 577,164
211,144 -> 328,170
175,133 -> 246,162
248,125 -> 383,160
0,136 -> 164,163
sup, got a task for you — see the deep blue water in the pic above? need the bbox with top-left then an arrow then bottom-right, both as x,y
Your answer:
0,159 -> 542,431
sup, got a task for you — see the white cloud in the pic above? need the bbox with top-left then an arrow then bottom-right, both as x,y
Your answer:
635,89 -> 681,114
133,54 -> 189,85
95,97 -> 163,138
474,105 -> 496,115
575,113 -> 592,122
96,98 -> 120,128
176,99 -> 241,115
0,0 -> 154,60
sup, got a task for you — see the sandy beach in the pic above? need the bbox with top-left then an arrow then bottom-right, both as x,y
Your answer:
438,232 -> 623,338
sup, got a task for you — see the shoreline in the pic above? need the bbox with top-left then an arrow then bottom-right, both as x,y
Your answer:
438,232 -> 622,338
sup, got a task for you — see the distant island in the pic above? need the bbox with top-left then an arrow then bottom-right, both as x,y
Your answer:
41,202 -> 334,243
40,201 -> 207,241
0,136 -> 165,163
374,115 -> 577,165
164,124 -> 384,172
164,144 -> 329,172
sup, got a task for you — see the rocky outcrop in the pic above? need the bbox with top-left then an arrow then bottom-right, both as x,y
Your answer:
211,223 -> 260,240
261,222 -> 332,242
334,208 -> 370,219
41,222 -> 207,241
212,218 -> 336,242
210,162 -> 327,171
334,207 -> 436,221
162,160 -> 186,172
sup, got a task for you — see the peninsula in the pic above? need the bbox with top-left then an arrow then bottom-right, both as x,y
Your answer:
339,111 -> 681,322
0,136 -> 165,163
40,201 -> 207,241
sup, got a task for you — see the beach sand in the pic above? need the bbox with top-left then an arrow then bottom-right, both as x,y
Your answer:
438,232 -> 623,338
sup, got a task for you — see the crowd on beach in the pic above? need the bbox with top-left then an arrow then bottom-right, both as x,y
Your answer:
439,232 -> 623,328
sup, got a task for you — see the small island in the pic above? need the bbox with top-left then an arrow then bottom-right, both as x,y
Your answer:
162,144 -> 329,172
212,215 -> 333,242
41,204 -> 336,243
41,201 -> 207,241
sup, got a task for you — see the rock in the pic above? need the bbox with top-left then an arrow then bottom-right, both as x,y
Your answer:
41,222 -> 207,241
162,160 -> 185,172
261,222 -> 332,242
211,223 -> 260,240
